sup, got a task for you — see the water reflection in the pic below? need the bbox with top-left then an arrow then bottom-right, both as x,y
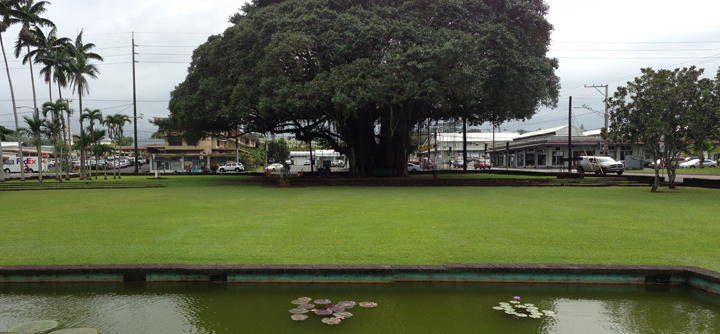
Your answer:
0,283 -> 718,333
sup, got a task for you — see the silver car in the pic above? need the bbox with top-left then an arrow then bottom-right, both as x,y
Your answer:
577,156 -> 624,175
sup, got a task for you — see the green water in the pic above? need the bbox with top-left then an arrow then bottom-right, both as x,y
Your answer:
1,283 -> 719,333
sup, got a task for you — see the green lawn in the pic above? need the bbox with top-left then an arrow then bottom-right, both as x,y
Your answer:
1,175 -> 718,271
629,167 -> 720,175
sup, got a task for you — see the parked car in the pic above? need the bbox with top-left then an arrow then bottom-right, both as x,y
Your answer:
648,157 -> 688,169
577,156 -> 624,175
407,163 -> 420,172
218,162 -> 245,173
679,159 -> 717,169
303,160 -> 311,165
473,159 -> 491,170
422,161 -> 437,170
266,163 -> 284,171
455,159 -> 465,168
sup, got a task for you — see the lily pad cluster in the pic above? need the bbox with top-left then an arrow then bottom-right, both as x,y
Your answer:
492,296 -> 556,319
289,297 -> 377,325
7,320 -> 97,334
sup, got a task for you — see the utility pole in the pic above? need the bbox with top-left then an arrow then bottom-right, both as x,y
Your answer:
568,96 -> 573,172
132,32 -> 139,174
462,117 -> 467,172
584,84 -> 609,155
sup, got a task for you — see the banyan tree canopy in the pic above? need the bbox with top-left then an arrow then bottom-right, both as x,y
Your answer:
161,0 -> 560,176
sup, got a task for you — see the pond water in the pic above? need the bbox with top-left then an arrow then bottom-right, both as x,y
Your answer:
1,282 -> 719,334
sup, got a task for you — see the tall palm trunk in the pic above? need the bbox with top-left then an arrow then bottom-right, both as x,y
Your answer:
58,82 -> 71,180
0,141 -> 4,182
1,33 -> 25,181
57,111 -> 65,182
34,138 -> 42,182
78,95 -> 85,180
90,121 -> 96,179
117,129 -> 122,179
103,152 -> 107,180
25,45 -> 42,182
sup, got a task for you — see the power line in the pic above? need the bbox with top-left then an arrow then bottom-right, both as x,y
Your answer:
137,45 -> 198,48
556,56 -> 720,59
553,41 -> 720,44
552,48 -> 720,52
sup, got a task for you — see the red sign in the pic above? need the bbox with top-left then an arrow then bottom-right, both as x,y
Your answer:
42,153 -> 48,158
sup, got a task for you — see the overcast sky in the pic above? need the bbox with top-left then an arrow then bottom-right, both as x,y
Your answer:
2,0 -> 720,139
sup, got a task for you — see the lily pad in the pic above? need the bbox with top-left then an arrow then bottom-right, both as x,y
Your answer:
337,301 -> 357,307
314,299 -> 331,305
358,302 -> 378,307
529,314 -> 543,319
49,329 -> 98,334
289,308 -> 310,314
334,311 -> 353,318
9,320 -> 59,333
322,317 -> 342,325
492,306 -> 505,310
327,306 -> 345,312
297,297 -> 312,302
315,309 -> 333,315
299,303 -> 315,309
291,314 -> 308,321
291,300 -> 306,305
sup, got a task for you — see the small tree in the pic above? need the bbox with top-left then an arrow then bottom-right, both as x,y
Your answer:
684,73 -> 720,167
606,67 -> 706,192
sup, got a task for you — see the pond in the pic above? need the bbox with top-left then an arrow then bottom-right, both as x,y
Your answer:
1,282 -> 719,333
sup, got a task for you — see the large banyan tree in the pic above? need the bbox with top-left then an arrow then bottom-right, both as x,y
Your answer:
162,0 -> 560,176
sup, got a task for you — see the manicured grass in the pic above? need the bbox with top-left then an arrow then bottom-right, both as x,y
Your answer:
629,167 -> 720,175
413,172 -> 555,179
1,175 -> 718,271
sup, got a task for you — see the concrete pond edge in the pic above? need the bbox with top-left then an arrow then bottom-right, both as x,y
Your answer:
1,263 -> 719,295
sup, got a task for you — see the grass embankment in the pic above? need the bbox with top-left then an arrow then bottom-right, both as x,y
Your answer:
1,175 -> 717,271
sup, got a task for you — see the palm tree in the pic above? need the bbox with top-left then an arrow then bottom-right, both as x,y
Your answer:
104,114 -> 131,179
62,106 -> 73,180
80,108 -> 102,179
103,114 -> 117,178
40,116 -> 58,180
32,26 -> 69,100
34,28 -> 71,179
1,0 -> 27,181
42,98 -> 68,181
72,129 -> 92,177
67,30 -> 102,180
13,0 -> 54,115
19,113 -> 46,181
0,124 -> 15,182
93,143 -> 114,180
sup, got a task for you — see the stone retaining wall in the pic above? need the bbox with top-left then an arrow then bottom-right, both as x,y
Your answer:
1,264 -> 718,295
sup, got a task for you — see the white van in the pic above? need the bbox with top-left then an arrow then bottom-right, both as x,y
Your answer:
2,156 -> 49,173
